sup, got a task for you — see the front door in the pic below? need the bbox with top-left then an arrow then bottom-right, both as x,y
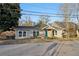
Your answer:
45,30 -> 48,38
33,31 -> 36,38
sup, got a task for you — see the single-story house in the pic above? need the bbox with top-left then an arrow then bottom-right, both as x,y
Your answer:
43,21 -> 77,38
15,26 -> 39,39
76,25 -> 79,37
42,25 -> 54,38
52,21 -> 77,38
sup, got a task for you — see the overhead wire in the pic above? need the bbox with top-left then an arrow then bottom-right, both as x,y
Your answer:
0,8 -> 79,18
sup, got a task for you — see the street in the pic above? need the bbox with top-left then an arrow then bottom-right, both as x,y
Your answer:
0,40 -> 79,56
0,41 -> 58,56
55,40 -> 79,56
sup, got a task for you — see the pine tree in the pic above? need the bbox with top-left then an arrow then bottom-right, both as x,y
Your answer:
0,3 -> 21,31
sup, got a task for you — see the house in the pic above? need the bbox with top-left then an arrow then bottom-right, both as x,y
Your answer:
42,25 -> 54,38
52,21 -> 77,38
76,24 -> 79,37
43,21 -> 77,38
15,26 -> 39,39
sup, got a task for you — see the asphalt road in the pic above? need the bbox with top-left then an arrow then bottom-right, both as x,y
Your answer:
0,41 -> 58,56
53,40 -> 79,56
0,40 -> 79,56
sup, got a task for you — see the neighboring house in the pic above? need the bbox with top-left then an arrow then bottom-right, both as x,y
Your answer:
42,25 -> 54,38
52,21 -> 77,38
15,26 -> 39,39
76,24 -> 79,37
77,29 -> 79,37
43,21 -> 77,38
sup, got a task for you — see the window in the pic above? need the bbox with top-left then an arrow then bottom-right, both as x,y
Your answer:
53,30 -> 57,35
78,29 -> 79,32
23,31 -> 26,37
37,31 -> 39,36
54,30 -> 57,35
19,31 -> 22,37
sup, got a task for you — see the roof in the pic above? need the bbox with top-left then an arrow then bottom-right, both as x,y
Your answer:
42,21 -> 77,30
42,24 -> 53,30
52,21 -> 77,30
16,26 -> 39,30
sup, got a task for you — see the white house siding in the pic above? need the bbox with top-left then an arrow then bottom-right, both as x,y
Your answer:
77,30 -> 79,37
54,29 -> 63,38
26,30 -> 33,38
15,30 -> 20,39
39,31 -> 45,37
48,30 -> 53,38
15,29 -> 34,39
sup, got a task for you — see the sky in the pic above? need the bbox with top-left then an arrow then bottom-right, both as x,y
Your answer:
19,3 -> 77,23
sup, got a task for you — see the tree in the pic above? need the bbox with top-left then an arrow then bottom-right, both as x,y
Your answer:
19,20 -> 24,26
23,16 -> 33,26
72,4 -> 79,28
36,15 -> 50,30
61,3 -> 79,25
60,3 -> 73,22
60,3 -> 77,38
0,3 -> 21,31
39,15 -> 50,24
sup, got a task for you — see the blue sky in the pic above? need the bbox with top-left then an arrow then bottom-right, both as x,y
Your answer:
19,3 -> 66,23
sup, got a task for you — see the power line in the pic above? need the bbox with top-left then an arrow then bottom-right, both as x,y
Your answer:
1,12 -> 79,18
0,8 -> 57,14
21,9 -> 78,16
0,8 -> 78,15
1,8 -> 79,18
21,13 -> 78,18
22,10 -> 54,14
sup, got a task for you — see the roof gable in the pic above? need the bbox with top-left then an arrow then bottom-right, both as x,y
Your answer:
42,24 -> 53,30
